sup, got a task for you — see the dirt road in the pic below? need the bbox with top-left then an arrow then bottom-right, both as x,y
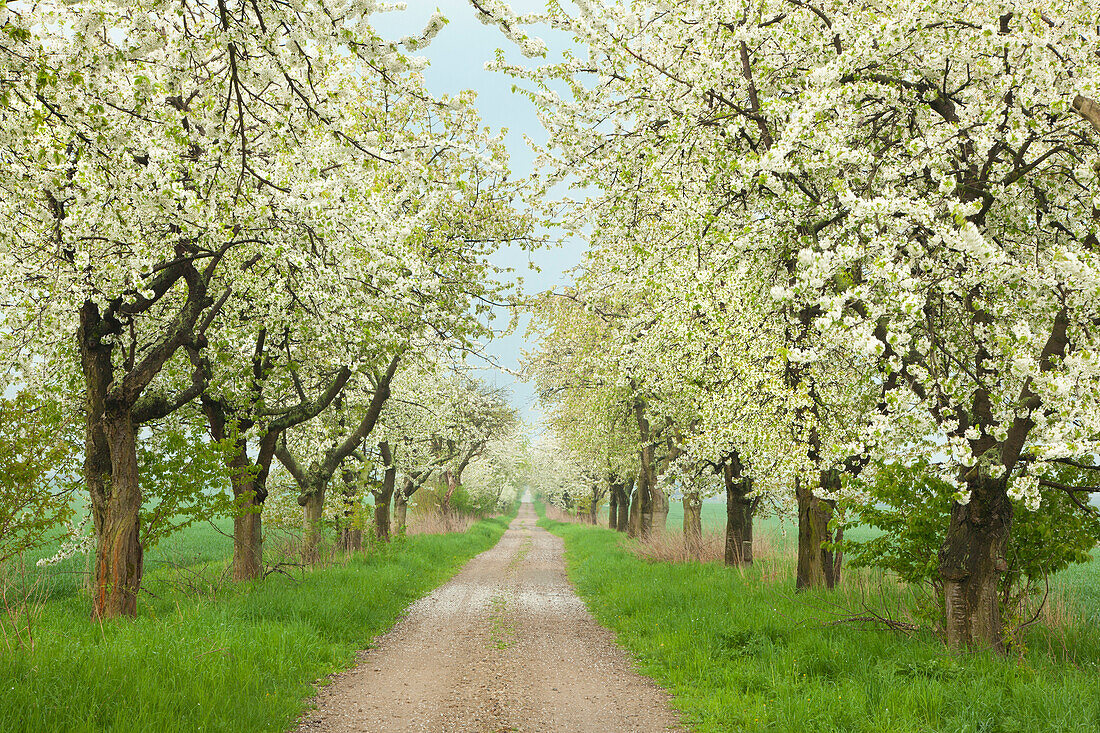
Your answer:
295,502 -> 683,733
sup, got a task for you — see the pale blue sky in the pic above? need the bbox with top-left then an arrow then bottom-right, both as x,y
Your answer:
374,2 -> 586,427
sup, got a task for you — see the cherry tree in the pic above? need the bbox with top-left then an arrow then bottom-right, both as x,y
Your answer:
1,0 -> 527,616
492,0 -> 1100,648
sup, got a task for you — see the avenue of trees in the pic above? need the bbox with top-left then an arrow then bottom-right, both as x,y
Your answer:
0,0 -> 525,619
2,0 -> 1100,659
491,0 -> 1100,652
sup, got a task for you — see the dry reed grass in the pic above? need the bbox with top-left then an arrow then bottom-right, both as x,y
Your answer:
406,510 -> 477,536
629,526 -> 791,570
543,504 -> 591,524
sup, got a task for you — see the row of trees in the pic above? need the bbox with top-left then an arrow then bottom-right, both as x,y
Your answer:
496,0 -> 1100,651
1,0 -> 526,618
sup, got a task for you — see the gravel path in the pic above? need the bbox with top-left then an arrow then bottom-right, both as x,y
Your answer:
295,502 -> 684,733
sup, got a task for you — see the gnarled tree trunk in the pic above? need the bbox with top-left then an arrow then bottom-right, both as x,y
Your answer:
80,305 -> 112,595
372,442 -> 396,542
441,469 -> 458,515
938,475 -> 1012,651
588,481 -> 601,524
300,487 -> 327,563
94,404 -> 143,618
682,492 -> 702,557
628,463 -> 646,538
608,484 -> 619,529
724,457 -> 755,566
336,468 -> 363,554
393,488 -> 409,535
616,477 -> 632,533
229,446 -> 264,580
650,483 -> 669,534
795,471 -> 840,590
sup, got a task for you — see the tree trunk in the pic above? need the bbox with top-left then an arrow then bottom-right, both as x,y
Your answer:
80,303 -> 117,616
682,492 -> 702,557
301,488 -> 326,563
650,487 -> 669,533
394,491 -> 409,535
649,452 -> 669,533
80,307 -> 112,548
938,474 -> 1012,651
338,527 -> 363,553
724,458 -> 755,566
588,483 -> 600,525
441,469 -> 458,515
335,469 -> 363,554
373,460 -> 396,543
631,397 -> 659,535
628,468 -> 644,538
795,471 -> 839,590
617,477 -> 632,532
639,447 -> 658,535
93,405 -> 143,619
608,485 -> 619,529
232,486 -> 264,580
373,496 -> 391,542
221,438 -> 265,581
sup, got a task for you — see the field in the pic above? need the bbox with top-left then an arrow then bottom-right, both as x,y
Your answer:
560,504 -> 1100,732
0,512 -> 514,732
600,499 -> 1100,624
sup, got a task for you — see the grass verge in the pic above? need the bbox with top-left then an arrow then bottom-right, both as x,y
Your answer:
539,512 -> 1100,733
0,513 -> 512,732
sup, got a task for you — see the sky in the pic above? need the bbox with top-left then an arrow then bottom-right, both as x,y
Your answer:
372,2 -> 587,428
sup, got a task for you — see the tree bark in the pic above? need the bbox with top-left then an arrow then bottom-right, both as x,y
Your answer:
938,474 -> 1012,651
608,484 -> 619,529
650,484 -> 669,533
301,487 -> 327,563
93,404 -> 144,618
682,492 -> 702,557
336,470 -> 363,554
227,440 -> 264,580
588,481 -> 601,524
795,471 -> 839,590
373,442 -> 396,542
631,396 -> 661,535
617,477 -> 633,532
373,494 -> 392,542
628,465 -> 645,538
338,527 -> 363,554
80,303 -> 112,558
441,469 -> 458,515
393,488 -> 409,535
724,457 -> 756,566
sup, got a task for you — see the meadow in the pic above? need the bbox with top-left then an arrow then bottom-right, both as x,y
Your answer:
0,511 -> 514,732
599,499 -> 1100,625
555,504 -> 1100,733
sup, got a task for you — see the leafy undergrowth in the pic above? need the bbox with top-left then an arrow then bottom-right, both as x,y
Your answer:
540,514 -> 1100,733
0,513 -> 512,732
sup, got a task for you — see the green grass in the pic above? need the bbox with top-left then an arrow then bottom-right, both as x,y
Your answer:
0,512 -> 512,732
540,510 -> 1100,733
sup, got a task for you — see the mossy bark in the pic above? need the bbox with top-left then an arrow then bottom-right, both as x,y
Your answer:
938,475 -> 1012,651
795,471 -> 840,590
